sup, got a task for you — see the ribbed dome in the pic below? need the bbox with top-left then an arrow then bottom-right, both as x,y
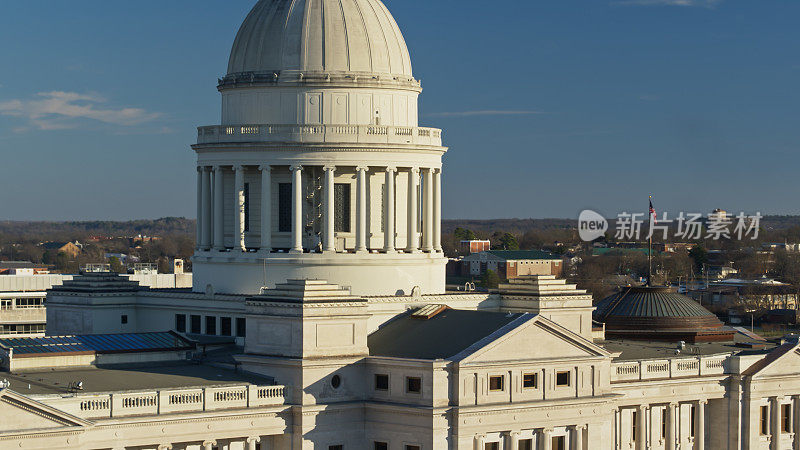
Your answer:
594,286 -> 733,343
227,0 -> 413,78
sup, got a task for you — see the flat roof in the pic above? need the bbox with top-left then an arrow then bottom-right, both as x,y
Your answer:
0,332 -> 193,357
601,332 -> 776,361
0,362 -> 272,396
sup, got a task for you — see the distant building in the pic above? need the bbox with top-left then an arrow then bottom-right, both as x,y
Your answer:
460,250 -> 563,279
459,240 -> 491,254
0,261 -> 50,275
40,241 -> 82,258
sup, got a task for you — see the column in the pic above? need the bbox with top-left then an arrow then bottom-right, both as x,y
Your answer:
541,428 -> 553,450
636,405 -> 648,450
247,437 -> 261,450
259,165 -> 272,253
157,445 -> 172,450
196,167 -> 203,250
572,425 -> 585,450
234,165 -> 246,252
505,431 -> 520,450
772,397 -> 781,450
696,400 -> 706,450
422,168 -> 434,252
406,168 -> 419,253
475,434 -> 486,450
433,168 -> 442,252
202,441 -> 216,450
615,408 -> 622,449
793,395 -> 800,450
291,165 -> 303,254
356,167 -> 368,253
667,402 -> 678,450
213,166 -> 225,251
202,167 -> 212,250
384,167 -> 397,253
323,166 -> 336,253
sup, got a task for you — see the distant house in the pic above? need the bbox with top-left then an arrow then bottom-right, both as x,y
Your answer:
460,250 -> 564,279
40,242 -> 82,259
459,240 -> 491,254
0,261 -> 50,275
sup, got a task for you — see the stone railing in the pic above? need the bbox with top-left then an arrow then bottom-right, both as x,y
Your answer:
41,384 -> 285,419
196,124 -> 443,147
611,354 -> 729,382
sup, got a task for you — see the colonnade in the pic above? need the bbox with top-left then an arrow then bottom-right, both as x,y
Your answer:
123,435 -> 263,450
195,164 -> 442,254
615,401 -> 705,450
475,425 -> 586,450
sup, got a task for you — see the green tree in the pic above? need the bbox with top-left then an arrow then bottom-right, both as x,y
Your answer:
499,233 -> 519,251
109,256 -> 125,273
481,269 -> 500,289
688,246 -> 709,274
453,227 -> 478,241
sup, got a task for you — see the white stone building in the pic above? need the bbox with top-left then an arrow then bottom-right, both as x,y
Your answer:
4,0 -> 800,449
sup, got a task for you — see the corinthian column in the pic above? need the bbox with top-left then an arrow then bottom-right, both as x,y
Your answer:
234,165 -> 246,252
384,167 -> 397,253
201,167 -> 212,250
356,167 -> 368,253
433,168 -> 442,252
422,168 -> 434,252
323,166 -> 336,253
259,165 -> 272,253
290,165 -> 303,254
406,168 -> 419,253
667,402 -> 678,450
696,400 -> 706,450
213,166 -> 225,251
196,167 -> 203,250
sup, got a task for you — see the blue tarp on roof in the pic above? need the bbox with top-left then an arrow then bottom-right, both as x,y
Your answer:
0,332 -> 193,356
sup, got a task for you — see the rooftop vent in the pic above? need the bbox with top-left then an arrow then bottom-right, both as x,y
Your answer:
411,304 -> 448,320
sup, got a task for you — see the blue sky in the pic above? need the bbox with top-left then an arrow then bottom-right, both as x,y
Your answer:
1,0 -> 798,221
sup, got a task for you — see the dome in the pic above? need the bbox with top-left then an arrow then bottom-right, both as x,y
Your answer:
227,0 -> 413,79
594,286 -> 734,343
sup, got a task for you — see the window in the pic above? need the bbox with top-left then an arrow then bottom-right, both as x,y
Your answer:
519,439 -> 533,450
761,405 -> 769,435
556,371 -> 571,387
243,182 -> 250,232
190,315 -> 201,334
523,373 -> 538,389
783,403 -> 792,433
334,183 -> 351,232
552,436 -> 565,450
331,375 -> 341,389
375,374 -> 389,391
485,443 -> 499,450
236,317 -> 247,337
121,315 -> 128,325
15,298 -> 44,308
279,183 -> 292,232
0,299 -> 10,310
329,446 -> 343,450
220,317 -> 232,336
406,446 -> 421,450
406,376 -> 421,394
0,324 -> 45,335
690,405 -> 696,437
205,316 -> 217,335
489,375 -> 504,392
374,443 -> 388,450
175,314 -> 186,333
661,410 -> 667,439
632,411 -> 638,442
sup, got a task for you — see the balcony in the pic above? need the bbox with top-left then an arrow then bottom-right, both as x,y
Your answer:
196,124 -> 443,147
611,354 -> 729,382
40,384 -> 286,419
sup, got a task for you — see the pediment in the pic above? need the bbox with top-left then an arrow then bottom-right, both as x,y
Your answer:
0,389 -> 90,435
457,315 -> 610,364
748,343 -> 800,379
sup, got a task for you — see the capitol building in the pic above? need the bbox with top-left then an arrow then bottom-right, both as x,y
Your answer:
3,1 -> 800,449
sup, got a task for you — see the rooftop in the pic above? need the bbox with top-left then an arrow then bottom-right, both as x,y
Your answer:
601,329 -> 775,361
0,332 -> 193,357
368,308 -> 528,360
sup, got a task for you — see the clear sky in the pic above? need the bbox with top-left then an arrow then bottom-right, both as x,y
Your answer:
1,0 -> 798,221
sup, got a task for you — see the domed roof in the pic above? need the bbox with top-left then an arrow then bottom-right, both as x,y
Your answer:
594,286 -> 733,343
227,0 -> 413,78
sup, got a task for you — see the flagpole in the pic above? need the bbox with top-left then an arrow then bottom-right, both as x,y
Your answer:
648,195 -> 653,287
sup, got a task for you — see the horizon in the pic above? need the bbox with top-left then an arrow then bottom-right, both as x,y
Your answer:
2,0 -> 799,221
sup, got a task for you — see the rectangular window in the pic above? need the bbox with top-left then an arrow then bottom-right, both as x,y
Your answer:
190,315 -> 201,334
690,405 -> 696,437
220,317 -> 232,336
0,299 -> 10,310
334,183 -> 352,233
121,314 -> 128,325
519,439 -> 533,450
374,443 -> 388,450
661,409 -> 667,439
632,411 -> 638,442
329,446 -> 343,450
279,183 -> 292,232
205,316 -> 217,335
552,436 -> 565,450
375,374 -> 389,391
523,373 -> 538,389
236,317 -> 247,337
783,403 -> 792,433
556,371 -> 571,387
761,405 -> 769,435
489,375 -> 504,392
175,314 -> 186,333
406,446 -> 421,450
485,443 -> 499,450
243,182 -> 250,232
406,376 -> 421,394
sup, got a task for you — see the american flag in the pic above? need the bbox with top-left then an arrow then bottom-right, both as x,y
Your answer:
649,197 -> 657,224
